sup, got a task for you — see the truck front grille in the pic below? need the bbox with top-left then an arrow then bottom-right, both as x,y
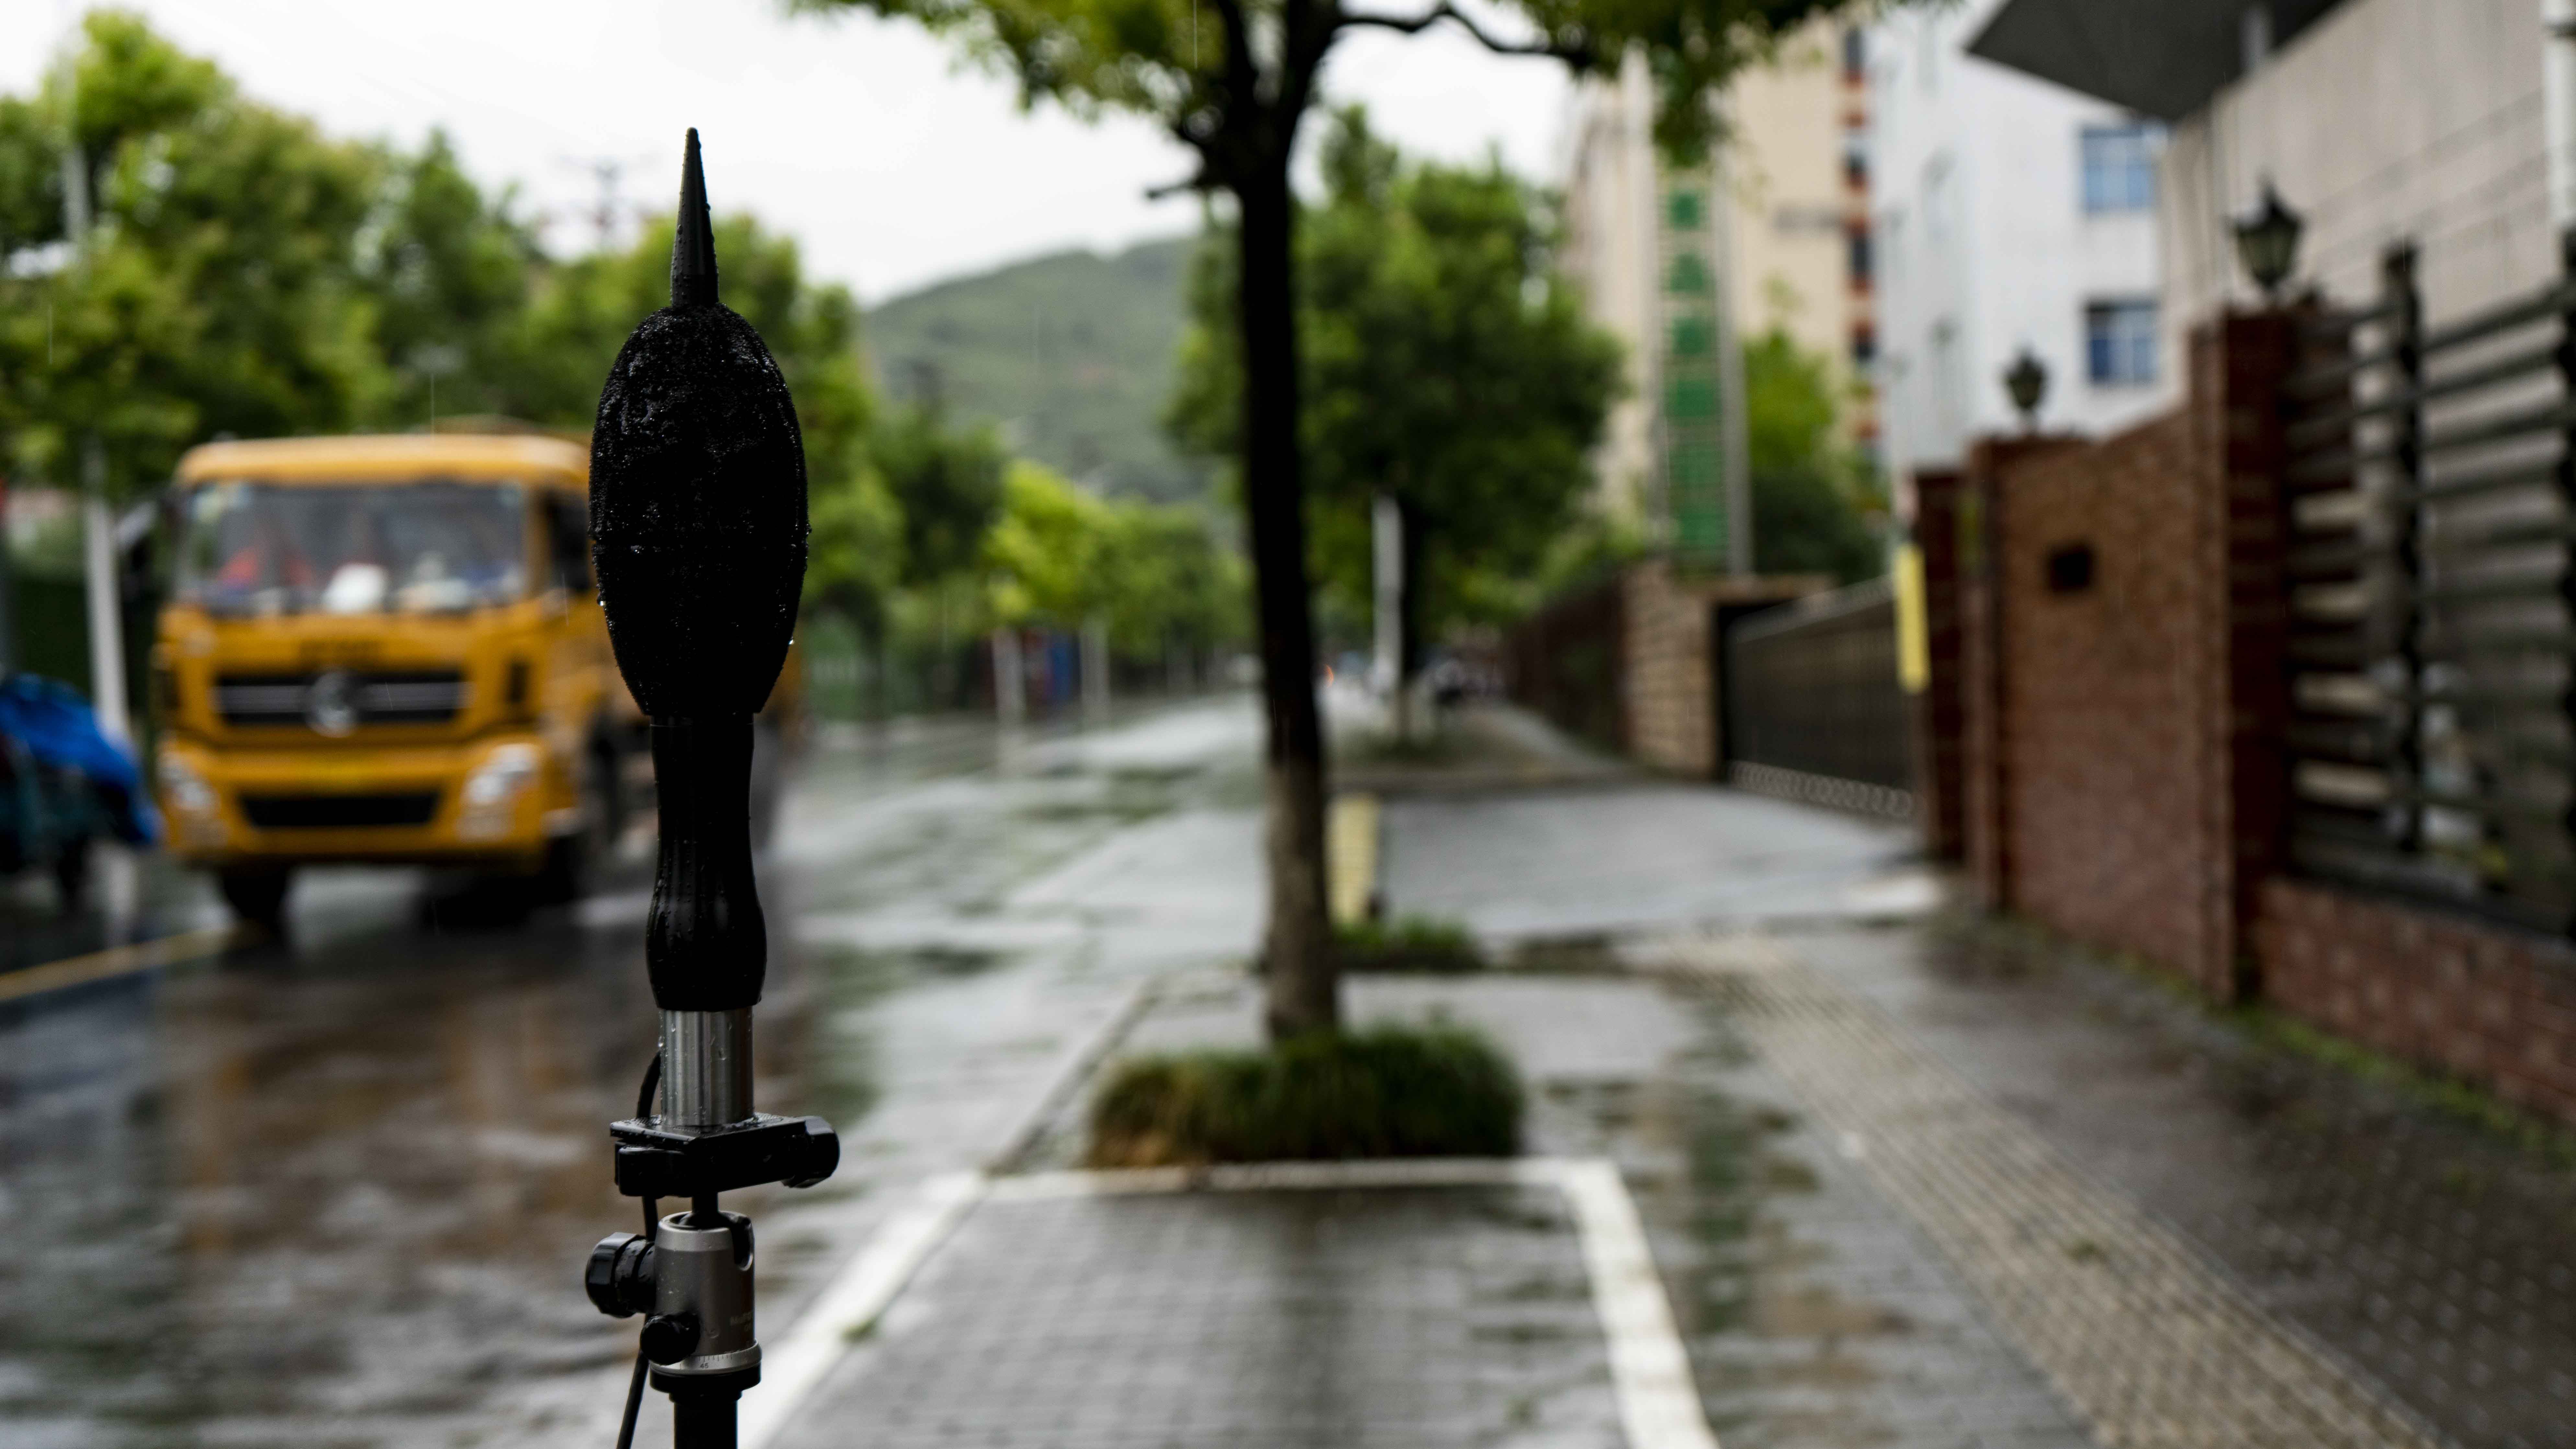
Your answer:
215,670 -> 467,727
239,791 -> 442,830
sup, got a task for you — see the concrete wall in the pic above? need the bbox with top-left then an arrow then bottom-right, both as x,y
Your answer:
1869,0 -> 2175,473
2161,0 -> 2552,330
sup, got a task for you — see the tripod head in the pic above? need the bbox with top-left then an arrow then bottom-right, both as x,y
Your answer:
582,128 -> 835,1447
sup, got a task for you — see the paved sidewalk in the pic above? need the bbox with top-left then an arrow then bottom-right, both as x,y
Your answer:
1661,932 -> 2442,1449
739,708 -> 2574,1449
778,1184 -> 1620,1449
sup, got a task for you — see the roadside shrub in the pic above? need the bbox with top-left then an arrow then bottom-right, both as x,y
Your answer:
1087,1023 -> 1522,1166
1336,916 -> 1485,973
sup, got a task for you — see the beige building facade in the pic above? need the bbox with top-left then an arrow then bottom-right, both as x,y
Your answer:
1560,21 -> 1874,552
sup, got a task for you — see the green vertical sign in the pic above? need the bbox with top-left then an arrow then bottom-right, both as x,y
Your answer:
1658,177 -> 1727,567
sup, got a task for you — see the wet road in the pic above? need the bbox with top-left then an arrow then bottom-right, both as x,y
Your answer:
0,697 -> 1267,1448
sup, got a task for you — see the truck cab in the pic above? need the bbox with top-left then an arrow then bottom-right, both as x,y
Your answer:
152,433 -> 635,924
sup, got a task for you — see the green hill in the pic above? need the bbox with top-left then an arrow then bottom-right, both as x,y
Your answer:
866,235 -> 1212,504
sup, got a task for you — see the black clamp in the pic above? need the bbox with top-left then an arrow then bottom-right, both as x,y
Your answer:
609,1112 -> 840,1200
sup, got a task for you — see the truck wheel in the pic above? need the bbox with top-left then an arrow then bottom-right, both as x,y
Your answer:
218,866 -> 292,930
53,841 -> 90,916
535,745 -> 617,905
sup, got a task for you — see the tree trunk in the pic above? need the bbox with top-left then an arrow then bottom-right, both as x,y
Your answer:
1235,156 -> 1337,1040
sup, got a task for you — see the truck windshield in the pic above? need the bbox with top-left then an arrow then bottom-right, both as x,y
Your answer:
176,480 -> 526,617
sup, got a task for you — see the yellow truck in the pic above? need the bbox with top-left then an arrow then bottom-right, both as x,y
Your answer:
151,433 -> 637,925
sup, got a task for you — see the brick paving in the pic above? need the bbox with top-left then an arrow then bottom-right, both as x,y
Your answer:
1799,917 -> 2576,1449
772,1186 -> 1622,1449
1652,931 -> 2446,1449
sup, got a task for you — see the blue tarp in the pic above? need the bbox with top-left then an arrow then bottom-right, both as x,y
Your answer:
0,674 -> 159,846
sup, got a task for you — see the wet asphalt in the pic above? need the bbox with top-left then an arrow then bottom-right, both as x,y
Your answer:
0,697 -> 1268,1449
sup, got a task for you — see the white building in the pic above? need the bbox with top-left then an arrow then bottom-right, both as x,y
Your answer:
1868,0 -> 2176,476
1970,0 -> 2557,332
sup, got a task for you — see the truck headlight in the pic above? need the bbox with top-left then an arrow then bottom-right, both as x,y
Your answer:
157,750 -> 217,816
458,742 -> 543,840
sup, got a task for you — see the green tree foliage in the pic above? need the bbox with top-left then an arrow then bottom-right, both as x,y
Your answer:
0,14 -> 886,509
1,10 -> 387,496
982,460 -> 1241,649
874,404 -> 1008,588
1099,501 -> 1243,653
983,461 -> 1107,626
1169,109 -> 1620,673
368,132 -> 542,425
1743,326 -> 1882,582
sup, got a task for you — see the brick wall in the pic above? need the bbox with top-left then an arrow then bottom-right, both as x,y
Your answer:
1620,561 -> 1719,776
1958,316 -> 2294,999
1509,562 -> 1822,777
1621,562 -> 1825,777
1989,414 -> 2232,983
1939,310 -> 2576,1126
1960,435 -> 2082,910
2257,878 -> 2576,1122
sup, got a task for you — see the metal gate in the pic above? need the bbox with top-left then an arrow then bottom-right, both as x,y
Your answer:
2281,238 -> 2576,931
1722,577 -> 1913,817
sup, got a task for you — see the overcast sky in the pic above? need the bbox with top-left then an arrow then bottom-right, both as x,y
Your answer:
0,0 -> 1571,303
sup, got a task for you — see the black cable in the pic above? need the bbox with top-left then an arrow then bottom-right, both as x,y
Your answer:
615,1050 -> 663,1449
614,1349 -> 650,1449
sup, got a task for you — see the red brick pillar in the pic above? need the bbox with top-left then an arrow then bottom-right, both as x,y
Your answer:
1908,467 -> 1968,862
2197,310 -> 2298,1003
1958,435 -> 2078,911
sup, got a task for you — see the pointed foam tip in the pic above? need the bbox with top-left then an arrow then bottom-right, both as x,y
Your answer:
671,128 -> 719,308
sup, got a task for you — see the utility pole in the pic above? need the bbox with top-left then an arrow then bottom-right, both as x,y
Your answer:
60,45 -> 128,740
1082,616 -> 1111,723
1371,492 -> 1403,726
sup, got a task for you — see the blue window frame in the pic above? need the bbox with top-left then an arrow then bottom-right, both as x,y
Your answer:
2086,299 -> 2159,386
2079,124 -> 2158,213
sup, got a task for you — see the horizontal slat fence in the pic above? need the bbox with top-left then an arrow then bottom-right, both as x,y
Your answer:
2281,237 -> 2576,931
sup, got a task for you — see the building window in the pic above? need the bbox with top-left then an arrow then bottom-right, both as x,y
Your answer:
2079,124 -> 2158,213
2085,299 -> 2159,386
1842,131 -> 1867,190
1841,28 -> 1864,82
1850,324 -> 1877,367
1847,227 -> 1872,287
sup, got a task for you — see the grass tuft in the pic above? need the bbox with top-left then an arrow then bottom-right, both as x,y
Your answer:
1336,916 -> 1486,973
1087,1023 -> 1523,1166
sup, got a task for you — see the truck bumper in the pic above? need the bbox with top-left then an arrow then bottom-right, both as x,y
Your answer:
156,735 -> 564,871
